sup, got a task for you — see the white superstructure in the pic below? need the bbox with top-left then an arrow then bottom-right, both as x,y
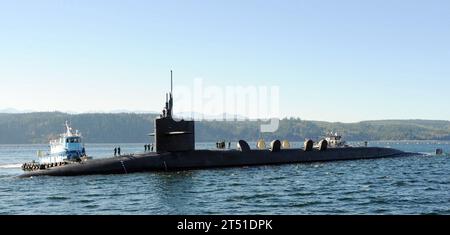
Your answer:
37,121 -> 86,164
324,132 -> 348,148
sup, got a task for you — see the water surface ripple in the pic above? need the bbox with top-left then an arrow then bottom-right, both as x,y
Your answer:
0,142 -> 449,214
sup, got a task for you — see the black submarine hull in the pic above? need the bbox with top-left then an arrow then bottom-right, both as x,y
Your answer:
19,147 -> 416,178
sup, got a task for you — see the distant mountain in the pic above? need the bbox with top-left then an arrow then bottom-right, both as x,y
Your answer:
0,112 -> 449,144
0,109 -> 240,118
0,108 -> 34,113
80,109 -> 159,114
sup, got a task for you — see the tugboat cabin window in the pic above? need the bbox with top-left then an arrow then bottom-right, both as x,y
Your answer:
66,137 -> 81,143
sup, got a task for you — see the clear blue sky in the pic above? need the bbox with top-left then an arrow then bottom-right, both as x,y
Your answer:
0,0 -> 449,122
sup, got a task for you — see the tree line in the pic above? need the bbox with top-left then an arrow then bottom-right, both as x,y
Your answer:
0,112 -> 449,144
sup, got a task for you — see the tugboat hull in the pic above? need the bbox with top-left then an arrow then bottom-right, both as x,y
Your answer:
19,147 -> 415,178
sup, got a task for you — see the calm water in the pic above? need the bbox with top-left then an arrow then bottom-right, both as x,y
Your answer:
0,141 -> 449,215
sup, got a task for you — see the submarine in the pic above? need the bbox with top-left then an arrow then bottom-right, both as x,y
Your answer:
19,72 -> 417,178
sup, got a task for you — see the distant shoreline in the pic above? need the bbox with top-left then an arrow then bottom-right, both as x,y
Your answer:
1,112 -> 449,144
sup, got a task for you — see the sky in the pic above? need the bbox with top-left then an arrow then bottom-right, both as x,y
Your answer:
0,0 -> 449,122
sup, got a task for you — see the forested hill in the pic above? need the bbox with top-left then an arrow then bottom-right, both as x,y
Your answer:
0,112 -> 449,144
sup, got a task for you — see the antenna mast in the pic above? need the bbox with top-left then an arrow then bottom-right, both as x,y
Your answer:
162,70 -> 174,118
168,70 -> 174,117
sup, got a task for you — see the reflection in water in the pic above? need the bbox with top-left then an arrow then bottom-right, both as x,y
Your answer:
151,171 -> 198,214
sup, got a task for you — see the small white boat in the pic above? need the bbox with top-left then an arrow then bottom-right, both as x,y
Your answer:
37,121 -> 88,165
323,132 -> 349,148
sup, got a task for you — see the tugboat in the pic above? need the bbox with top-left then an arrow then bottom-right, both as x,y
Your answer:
21,121 -> 89,171
323,132 -> 349,148
19,71 -> 418,178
